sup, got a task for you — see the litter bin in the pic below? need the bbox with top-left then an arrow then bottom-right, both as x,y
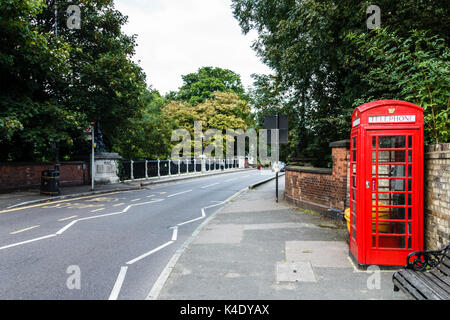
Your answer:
40,169 -> 60,196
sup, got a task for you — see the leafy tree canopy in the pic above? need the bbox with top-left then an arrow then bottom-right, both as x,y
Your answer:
176,66 -> 246,105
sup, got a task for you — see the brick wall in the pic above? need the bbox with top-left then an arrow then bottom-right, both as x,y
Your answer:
0,162 -> 90,192
284,140 -> 350,215
424,143 -> 450,250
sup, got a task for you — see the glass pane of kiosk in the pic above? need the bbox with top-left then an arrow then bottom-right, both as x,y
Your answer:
371,135 -> 413,249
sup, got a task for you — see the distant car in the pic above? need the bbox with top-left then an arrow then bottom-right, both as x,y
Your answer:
271,161 -> 285,172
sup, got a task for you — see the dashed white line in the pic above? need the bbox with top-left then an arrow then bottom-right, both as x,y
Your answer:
200,182 -> 219,189
90,208 -> 105,212
57,215 -> 78,222
113,203 -> 125,207
166,190 -> 192,198
108,266 -> 128,300
10,225 -> 40,235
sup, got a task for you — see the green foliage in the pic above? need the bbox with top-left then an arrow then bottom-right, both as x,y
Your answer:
112,89 -> 172,159
176,66 -> 246,105
347,29 -> 449,144
232,0 -> 450,165
163,91 -> 252,156
0,0 -> 146,161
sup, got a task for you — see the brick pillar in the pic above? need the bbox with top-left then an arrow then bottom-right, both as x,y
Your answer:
329,140 -> 351,211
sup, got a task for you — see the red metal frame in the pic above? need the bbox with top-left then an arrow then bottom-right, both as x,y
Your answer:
350,100 -> 423,266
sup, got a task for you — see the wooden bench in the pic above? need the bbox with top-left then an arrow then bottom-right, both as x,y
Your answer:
393,242 -> 450,300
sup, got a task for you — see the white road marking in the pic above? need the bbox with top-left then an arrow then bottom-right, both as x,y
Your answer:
0,234 -> 56,251
200,182 -> 219,189
10,225 -> 40,235
126,241 -> 174,265
90,208 -> 105,213
171,226 -> 178,241
108,266 -> 128,300
224,178 -> 237,182
130,198 -> 141,202
166,190 -> 192,198
146,195 -> 155,198
57,215 -> 78,222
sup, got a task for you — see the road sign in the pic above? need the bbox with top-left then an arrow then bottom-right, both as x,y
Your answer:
264,115 -> 288,144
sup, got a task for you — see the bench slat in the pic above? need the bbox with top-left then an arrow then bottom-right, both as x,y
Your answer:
414,271 -> 450,299
441,253 -> 450,269
400,270 -> 444,300
430,269 -> 450,287
437,261 -> 450,277
393,272 -> 427,300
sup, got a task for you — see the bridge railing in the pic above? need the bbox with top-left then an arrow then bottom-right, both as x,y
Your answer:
118,157 -> 240,182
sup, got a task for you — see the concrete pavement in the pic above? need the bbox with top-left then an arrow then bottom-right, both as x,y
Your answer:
157,178 -> 408,300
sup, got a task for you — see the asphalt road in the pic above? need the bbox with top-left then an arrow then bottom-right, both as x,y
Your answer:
0,169 -> 276,299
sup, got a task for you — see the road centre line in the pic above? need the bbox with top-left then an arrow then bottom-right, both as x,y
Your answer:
112,203 -> 125,207
57,215 -> 78,222
200,182 -> 219,189
10,225 -> 40,235
166,190 -> 192,198
224,177 -> 238,182
108,266 -> 128,300
90,208 -> 105,212
130,198 -> 141,202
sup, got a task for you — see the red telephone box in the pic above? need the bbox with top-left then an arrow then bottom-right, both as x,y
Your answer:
350,100 -> 424,266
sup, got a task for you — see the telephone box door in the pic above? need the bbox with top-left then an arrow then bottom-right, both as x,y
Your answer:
365,130 -> 421,266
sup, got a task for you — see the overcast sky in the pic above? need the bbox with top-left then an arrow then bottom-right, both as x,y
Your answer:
114,0 -> 272,95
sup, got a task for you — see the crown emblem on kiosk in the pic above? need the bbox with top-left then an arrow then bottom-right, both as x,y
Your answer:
388,107 -> 396,114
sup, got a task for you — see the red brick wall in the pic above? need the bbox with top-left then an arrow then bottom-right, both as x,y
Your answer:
285,142 -> 350,212
0,162 -> 90,192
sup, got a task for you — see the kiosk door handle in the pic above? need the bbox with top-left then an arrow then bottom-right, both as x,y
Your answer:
366,181 -> 370,189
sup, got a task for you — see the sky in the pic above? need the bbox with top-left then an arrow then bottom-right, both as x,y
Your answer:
114,0 -> 272,95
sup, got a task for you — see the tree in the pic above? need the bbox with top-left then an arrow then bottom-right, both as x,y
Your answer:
162,91 -> 252,156
176,66 -> 246,105
348,29 -> 449,144
231,0 -> 450,165
0,0 -> 147,161
0,0 -> 81,161
37,0 -> 147,152
112,88 -> 172,159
